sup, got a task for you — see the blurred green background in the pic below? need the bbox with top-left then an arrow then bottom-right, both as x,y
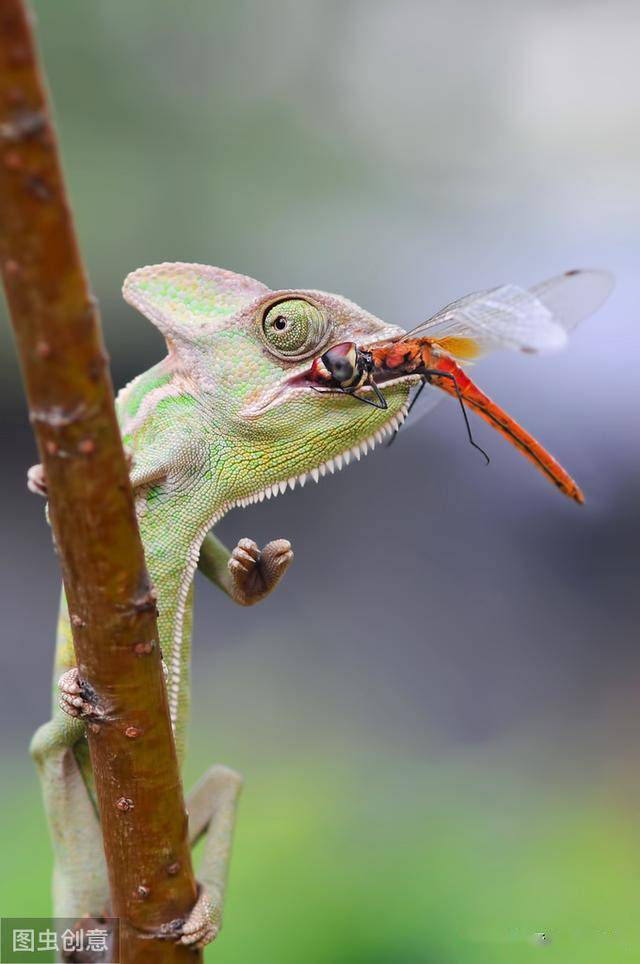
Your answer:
2,2 -> 640,962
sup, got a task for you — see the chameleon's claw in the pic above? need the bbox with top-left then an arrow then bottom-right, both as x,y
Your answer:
58,667 -> 102,720
261,538 -> 294,583
231,537 -> 261,569
27,463 -> 48,497
179,886 -> 219,949
228,537 -> 293,606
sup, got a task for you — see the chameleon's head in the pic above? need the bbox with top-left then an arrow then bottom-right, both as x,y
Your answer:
123,263 -> 416,505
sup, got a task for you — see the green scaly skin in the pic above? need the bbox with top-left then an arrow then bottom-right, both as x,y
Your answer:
30,263 -> 413,947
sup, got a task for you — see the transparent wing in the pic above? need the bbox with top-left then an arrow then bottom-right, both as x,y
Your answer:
400,269 -> 613,361
529,269 -> 613,333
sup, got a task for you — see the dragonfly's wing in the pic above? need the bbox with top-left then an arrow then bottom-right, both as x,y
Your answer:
400,284 -> 567,358
529,269 -> 613,333
400,269 -> 613,361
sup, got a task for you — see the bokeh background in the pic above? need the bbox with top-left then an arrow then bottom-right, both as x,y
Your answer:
2,2 -> 639,961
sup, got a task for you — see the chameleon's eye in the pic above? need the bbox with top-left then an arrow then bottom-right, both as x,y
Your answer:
262,298 -> 330,360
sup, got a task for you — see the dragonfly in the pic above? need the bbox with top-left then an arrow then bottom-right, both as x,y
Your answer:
307,269 -> 613,504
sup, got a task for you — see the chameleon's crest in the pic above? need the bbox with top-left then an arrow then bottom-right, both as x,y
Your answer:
123,262 -> 269,342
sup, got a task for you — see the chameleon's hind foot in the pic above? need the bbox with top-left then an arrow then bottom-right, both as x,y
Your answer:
58,668 -> 102,720
228,537 -> 293,605
179,886 -> 219,949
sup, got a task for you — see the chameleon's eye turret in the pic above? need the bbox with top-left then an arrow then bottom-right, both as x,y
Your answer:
321,342 -> 359,388
262,298 -> 330,360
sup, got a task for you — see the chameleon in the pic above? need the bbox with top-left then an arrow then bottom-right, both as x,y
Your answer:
29,263 -> 414,949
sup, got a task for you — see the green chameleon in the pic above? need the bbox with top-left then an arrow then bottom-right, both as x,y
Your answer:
29,263 -> 414,948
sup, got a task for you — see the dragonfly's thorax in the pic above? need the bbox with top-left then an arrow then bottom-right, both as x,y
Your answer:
370,339 -> 433,375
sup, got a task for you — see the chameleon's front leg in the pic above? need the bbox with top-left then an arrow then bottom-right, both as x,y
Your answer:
30,464 -> 294,607
178,765 -> 243,948
198,530 -> 293,606
30,465 -> 294,608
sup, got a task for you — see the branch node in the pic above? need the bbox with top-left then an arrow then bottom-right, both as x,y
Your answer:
77,437 -> 96,455
26,171 -> 53,201
3,149 -> 22,171
133,639 -> 155,655
30,401 -> 88,428
0,106 -> 46,141
129,587 -> 158,616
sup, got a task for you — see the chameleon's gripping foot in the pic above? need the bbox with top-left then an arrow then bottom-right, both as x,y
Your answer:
27,463 -> 48,497
58,667 -> 102,720
228,537 -> 293,606
28,457 -> 135,495
179,886 -> 219,949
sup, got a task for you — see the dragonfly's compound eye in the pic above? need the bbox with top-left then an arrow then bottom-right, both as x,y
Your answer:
321,343 -> 358,387
262,298 -> 330,360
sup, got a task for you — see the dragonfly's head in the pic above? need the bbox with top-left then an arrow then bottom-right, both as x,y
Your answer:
312,342 -> 367,388
311,343 -> 388,409
318,342 -> 359,386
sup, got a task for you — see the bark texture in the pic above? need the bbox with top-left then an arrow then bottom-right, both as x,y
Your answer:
0,3 -> 199,960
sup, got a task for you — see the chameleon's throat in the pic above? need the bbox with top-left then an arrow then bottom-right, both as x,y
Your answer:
166,395 -> 411,728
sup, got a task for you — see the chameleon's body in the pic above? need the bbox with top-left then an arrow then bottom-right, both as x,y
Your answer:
31,264 -> 412,946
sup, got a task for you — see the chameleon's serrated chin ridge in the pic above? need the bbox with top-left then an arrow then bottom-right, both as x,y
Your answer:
231,401 -> 410,509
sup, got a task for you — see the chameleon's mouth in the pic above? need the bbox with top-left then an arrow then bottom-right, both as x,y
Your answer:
242,366 -> 418,417
288,363 -> 420,392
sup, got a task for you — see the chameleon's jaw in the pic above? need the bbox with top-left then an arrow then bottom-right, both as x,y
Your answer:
231,393 -> 412,509
230,369 -> 420,512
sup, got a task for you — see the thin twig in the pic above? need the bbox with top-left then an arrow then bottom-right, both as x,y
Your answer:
0,3 -> 199,961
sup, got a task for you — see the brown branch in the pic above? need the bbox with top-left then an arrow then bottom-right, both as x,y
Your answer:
0,3 -> 199,961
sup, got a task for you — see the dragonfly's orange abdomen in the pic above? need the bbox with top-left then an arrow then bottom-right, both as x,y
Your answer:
369,337 -> 584,504
422,353 -> 584,504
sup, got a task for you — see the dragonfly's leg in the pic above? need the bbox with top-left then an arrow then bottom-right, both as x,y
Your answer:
422,369 -> 490,465
387,376 -> 428,447
345,380 -> 388,409
179,764 -> 243,949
